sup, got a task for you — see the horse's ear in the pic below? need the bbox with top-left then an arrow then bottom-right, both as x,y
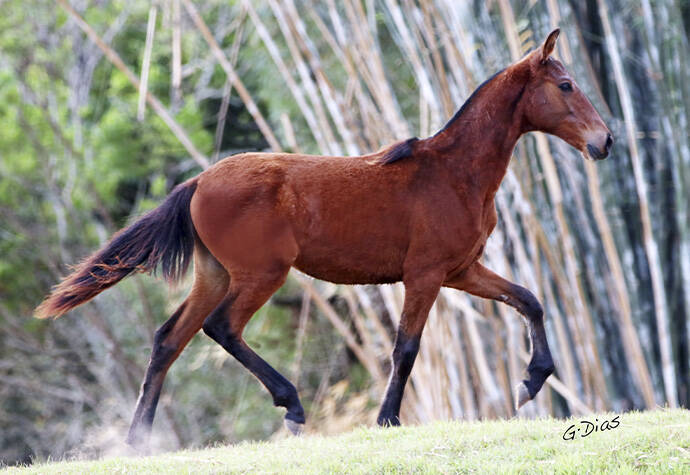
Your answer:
540,28 -> 560,64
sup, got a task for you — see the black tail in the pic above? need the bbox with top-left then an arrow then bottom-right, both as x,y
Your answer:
35,179 -> 198,319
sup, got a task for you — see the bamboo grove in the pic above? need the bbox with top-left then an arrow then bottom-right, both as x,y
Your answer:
1,0 -> 688,463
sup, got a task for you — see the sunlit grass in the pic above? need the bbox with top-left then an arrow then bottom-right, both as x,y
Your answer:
4,408 -> 688,474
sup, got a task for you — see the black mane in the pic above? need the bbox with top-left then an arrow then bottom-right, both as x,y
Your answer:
379,137 -> 419,164
379,68 -> 504,165
434,68 -> 505,136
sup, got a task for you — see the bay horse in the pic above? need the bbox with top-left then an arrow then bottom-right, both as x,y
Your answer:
36,29 -> 612,446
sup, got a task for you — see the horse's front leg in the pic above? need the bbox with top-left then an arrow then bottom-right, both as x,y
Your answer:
445,261 -> 555,409
377,272 -> 444,426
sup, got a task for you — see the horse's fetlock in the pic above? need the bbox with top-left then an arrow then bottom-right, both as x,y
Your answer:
272,385 -> 298,408
528,358 -> 555,378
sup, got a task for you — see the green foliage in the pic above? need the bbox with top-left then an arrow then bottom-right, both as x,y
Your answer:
0,0 -> 273,464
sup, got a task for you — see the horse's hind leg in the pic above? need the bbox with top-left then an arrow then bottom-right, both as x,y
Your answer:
202,267 -> 305,434
445,262 -> 554,410
126,244 -> 229,448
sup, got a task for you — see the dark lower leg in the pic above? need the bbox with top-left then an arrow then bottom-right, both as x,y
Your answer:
377,328 -> 421,426
203,297 -> 305,426
506,284 -> 554,401
227,337 -> 305,424
126,347 -> 175,446
127,305 -> 187,447
507,285 -> 554,406
444,263 -> 555,408
522,317 -> 555,399
376,273 -> 442,426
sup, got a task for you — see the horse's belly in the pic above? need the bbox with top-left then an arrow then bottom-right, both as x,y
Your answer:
293,245 -> 404,285
289,199 -> 409,284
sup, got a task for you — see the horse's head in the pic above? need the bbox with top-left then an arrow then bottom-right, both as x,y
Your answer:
521,29 -> 613,160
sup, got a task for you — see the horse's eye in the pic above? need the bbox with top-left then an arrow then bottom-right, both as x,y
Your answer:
559,82 -> 573,92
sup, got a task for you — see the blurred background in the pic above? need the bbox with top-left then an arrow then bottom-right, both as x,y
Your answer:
1,0 -> 688,466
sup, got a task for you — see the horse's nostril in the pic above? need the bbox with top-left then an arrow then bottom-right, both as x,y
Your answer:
605,133 -> 613,151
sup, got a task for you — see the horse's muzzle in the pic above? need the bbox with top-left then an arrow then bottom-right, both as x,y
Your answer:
587,133 -> 613,160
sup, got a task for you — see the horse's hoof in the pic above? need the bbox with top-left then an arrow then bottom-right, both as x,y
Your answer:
284,418 -> 304,435
515,382 -> 531,410
125,432 -> 150,454
376,416 -> 401,427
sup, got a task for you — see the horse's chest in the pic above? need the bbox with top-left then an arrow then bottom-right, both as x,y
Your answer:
437,198 -> 497,271
482,200 -> 498,234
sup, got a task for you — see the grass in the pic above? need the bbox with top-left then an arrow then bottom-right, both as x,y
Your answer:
4,409 -> 689,474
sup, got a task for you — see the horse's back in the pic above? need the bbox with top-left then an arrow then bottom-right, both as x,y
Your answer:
190,152 -> 415,284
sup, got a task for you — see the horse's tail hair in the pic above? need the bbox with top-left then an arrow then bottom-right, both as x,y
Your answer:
35,178 -> 198,319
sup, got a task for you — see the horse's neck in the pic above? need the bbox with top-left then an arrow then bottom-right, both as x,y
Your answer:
426,71 -> 527,197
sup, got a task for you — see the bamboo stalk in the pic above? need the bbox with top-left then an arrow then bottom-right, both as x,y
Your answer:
137,3 -> 157,121
290,287 -> 311,384
497,0 -> 521,61
56,0 -> 210,169
383,0 -> 440,118
280,0 -> 360,155
444,301 -> 476,419
293,274 -> 385,383
535,133 -> 609,409
244,0 -> 329,153
637,0 -> 690,373
597,0 -> 675,407
212,8 -> 246,163
171,0 -> 182,106
490,310 -> 516,416
305,8 -> 387,151
350,286 -> 393,355
280,113 -> 301,153
418,1 -> 453,118
444,292 -> 504,409
584,161 -> 656,406
181,0 -> 282,152
338,0 -> 409,140
342,289 -> 378,364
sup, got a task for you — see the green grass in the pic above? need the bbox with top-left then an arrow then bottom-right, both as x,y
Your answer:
4,409 -> 689,474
